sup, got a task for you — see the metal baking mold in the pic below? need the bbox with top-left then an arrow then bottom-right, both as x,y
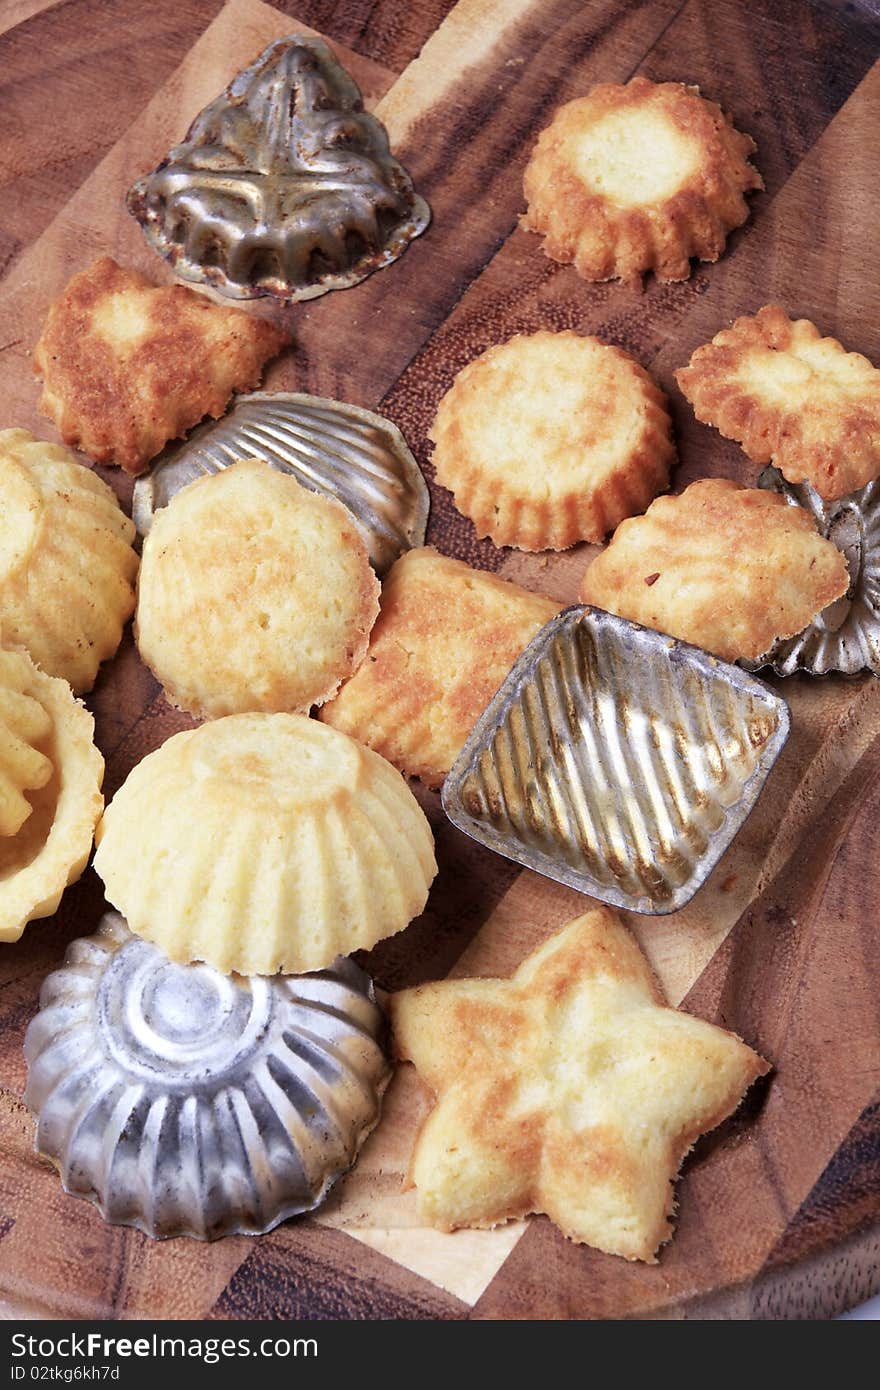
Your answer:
127,34 -> 430,302
23,912 -> 390,1241
132,392 -> 429,575
442,606 -> 790,916
743,467 -> 880,677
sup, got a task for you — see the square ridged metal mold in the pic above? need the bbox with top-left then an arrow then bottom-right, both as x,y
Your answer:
442,606 -> 790,916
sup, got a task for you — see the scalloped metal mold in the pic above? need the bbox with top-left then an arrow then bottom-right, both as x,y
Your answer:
743,467 -> 880,677
23,912 -> 390,1241
127,35 -> 430,302
132,392 -> 429,575
442,606 -> 790,916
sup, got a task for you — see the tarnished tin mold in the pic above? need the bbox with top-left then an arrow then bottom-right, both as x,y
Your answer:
126,35 -> 430,302
743,467 -> 880,677
132,392 -> 429,575
442,606 -> 790,916
23,912 -> 390,1241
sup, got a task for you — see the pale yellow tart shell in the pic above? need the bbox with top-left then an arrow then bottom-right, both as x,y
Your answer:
93,713 -> 437,975
580,477 -> 849,663
676,303 -> 880,501
0,648 -> 104,943
321,547 -> 562,786
522,77 -> 762,284
0,651 -> 53,838
392,907 -> 768,1261
428,331 -> 675,551
135,459 -> 381,719
0,428 -> 138,694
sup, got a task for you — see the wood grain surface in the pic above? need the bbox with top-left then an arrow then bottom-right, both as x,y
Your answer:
0,0 -> 879,1321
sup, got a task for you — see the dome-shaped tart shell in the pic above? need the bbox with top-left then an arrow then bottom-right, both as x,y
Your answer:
135,459 -> 380,719
0,648 -> 104,942
580,477 -> 849,663
0,428 -> 138,693
93,713 -> 437,975
522,77 -> 762,284
429,331 -> 675,552
676,304 -> 880,502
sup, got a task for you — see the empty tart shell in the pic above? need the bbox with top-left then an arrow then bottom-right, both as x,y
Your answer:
135,459 -> 380,719
320,547 -> 562,786
676,304 -> 880,501
93,713 -> 437,975
0,428 -> 138,693
522,77 -> 762,284
580,477 -> 849,662
428,331 -> 675,551
0,648 -> 104,943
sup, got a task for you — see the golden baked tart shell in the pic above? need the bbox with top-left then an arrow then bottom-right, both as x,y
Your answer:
0,649 -> 53,838
33,257 -> 286,475
580,477 -> 849,662
93,713 -> 437,975
135,459 -> 381,719
392,907 -> 768,1261
0,650 -> 104,943
429,331 -> 675,551
676,304 -> 880,501
0,428 -> 138,694
522,76 -> 762,284
320,547 -> 562,787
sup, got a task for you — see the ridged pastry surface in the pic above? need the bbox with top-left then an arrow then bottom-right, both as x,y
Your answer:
135,458 -> 380,718
676,304 -> 880,501
320,548 -> 562,787
33,257 -> 286,475
580,477 -> 849,662
93,713 -> 437,975
0,648 -> 104,943
429,331 -> 675,551
0,428 -> 138,693
0,650 -> 53,838
522,77 -> 762,284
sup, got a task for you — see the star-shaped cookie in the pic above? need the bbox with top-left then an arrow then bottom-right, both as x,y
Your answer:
391,907 -> 768,1262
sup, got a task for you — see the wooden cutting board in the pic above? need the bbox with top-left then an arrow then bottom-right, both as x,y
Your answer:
1,0 -> 879,1321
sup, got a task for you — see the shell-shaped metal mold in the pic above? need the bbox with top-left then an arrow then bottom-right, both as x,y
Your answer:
126,35 -> 430,302
743,467 -> 880,677
442,606 -> 790,916
132,392 -> 429,575
23,912 -> 390,1241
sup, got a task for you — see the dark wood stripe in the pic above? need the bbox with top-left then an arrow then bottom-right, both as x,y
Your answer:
208,1222 -> 469,1320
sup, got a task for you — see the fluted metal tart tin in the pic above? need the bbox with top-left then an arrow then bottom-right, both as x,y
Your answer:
127,35 -> 430,303
744,467 -> 880,677
23,912 -> 390,1241
132,391 -> 429,575
442,606 -> 790,916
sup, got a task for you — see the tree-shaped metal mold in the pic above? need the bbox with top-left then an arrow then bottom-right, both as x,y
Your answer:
127,35 -> 430,302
